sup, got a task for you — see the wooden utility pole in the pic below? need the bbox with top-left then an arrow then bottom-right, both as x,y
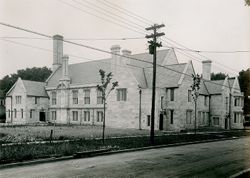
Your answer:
145,24 -> 165,145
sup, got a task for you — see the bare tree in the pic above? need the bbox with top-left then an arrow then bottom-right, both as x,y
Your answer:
191,74 -> 201,134
97,69 -> 118,144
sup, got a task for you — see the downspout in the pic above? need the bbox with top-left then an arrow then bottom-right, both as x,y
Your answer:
208,95 -> 211,126
229,92 -> 232,130
139,89 -> 142,130
10,96 -> 13,123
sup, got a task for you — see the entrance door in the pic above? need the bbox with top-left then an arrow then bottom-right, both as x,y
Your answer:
39,112 -> 46,122
159,114 -> 164,130
225,118 -> 228,129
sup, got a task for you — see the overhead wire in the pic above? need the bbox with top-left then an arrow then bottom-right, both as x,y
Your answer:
0,21 -> 241,92
94,0 -> 242,76
57,0 -> 145,35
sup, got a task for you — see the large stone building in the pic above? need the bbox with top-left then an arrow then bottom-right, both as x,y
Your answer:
5,35 -> 244,130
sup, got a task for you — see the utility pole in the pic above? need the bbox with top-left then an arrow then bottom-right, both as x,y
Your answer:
145,24 -> 165,145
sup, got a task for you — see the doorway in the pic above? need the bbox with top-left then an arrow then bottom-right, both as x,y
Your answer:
225,118 -> 228,129
39,112 -> 46,122
159,114 -> 164,130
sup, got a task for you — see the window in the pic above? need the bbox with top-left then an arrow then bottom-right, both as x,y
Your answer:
72,90 -> 78,104
52,91 -> 57,105
170,110 -> 174,124
203,112 -> 206,124
84,111 -> 90,121
8,109 -> 10,118
198,111 -> 201,124
117,88 -> 127,101
35,97 -> 39,104
213,117 -> 219,125
170,89 -> 174,101
14,109 -> 17,118
186,110 -> 192,124
147,115 -> 150,126
234,97 -> 241,107
30,109 -> 33,118
97,111 -> 103,122
73,111 -> 78,121
188,90 -> 192,102
97,89 -> 103,104
160,96 -> 164,109
15,96 -> 21,104
52,111 -> 56,120
84,89 -> 90,104
21,109 -> 23,118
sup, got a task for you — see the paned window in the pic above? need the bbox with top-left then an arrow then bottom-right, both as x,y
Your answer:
84,111 -> 90,122
97,89 -> 103,104
73,111 -> 78,121
73,90 -> 78,104
84,89 -> 90,104
117,88 -> 127,101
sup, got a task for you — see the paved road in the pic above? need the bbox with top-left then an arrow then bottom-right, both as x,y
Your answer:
1,137 -> 250,178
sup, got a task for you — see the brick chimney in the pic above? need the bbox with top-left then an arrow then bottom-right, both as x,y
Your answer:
122,49 -> 132,65
53,35 -> 63,71
202,60 -> 212,80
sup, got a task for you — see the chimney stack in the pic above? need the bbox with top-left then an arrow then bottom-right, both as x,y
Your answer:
202,60 -> 212,80
110,45 -> 121,75
53,35 -> 63,71
61,55 -> 70,81
122,49 -> 131,65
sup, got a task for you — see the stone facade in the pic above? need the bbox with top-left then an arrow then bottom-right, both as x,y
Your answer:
5,78 -> 49,124
4,35 -> 244,131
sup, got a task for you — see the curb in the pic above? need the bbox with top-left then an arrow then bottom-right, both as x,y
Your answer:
229,168 -> 250,178
0,136 -> 240,170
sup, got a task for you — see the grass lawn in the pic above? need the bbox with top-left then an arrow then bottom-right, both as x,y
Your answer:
0,125 -> 166,143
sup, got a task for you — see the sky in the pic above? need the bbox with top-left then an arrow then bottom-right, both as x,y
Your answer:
0,0 -> 249,79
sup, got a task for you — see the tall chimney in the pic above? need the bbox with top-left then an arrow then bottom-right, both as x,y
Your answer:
122,49 -> 132,65
110,45 -> 121,75
53,35 -> 63,71
202,60 -> 212,80
61,55 -> 70,81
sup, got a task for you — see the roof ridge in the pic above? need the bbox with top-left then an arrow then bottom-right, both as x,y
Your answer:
164,62 -> 187,66
22,79 -> 46,84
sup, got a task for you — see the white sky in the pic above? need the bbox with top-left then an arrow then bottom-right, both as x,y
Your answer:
0,0 -> 249,78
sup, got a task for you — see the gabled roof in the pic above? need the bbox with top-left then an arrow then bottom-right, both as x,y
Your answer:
199,81 -> 209,95
204,80 -> 224,94
22,80 -> 48,97
47,59 -> 111,87
129,49 -> 171,68
143,63 -> 187,88
228,77 -> 235,89
7,78 -> 48,97
46,49 -> 173,88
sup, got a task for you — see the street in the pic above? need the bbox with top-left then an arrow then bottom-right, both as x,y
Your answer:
1,137 -> 250,178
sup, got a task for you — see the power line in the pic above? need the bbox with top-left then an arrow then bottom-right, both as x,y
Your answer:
0,36 -> 145,41
58,0 -> 242,75
98,0 -> 154,25
162,37 -> 240,74
75,0 -> 146,29
90,0 -> 243,75
0,21 -> 241,92
57,0 -> 145,35
163,45 -> 250,53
